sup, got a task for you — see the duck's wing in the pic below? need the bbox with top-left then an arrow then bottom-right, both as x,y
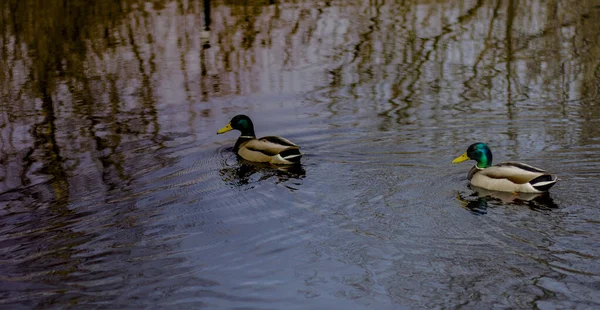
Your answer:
480,162 -> 549,184
238,138 -> 303,164
259,136 -> 299,148
497,161 -> 548,173
243,138 -> 294,156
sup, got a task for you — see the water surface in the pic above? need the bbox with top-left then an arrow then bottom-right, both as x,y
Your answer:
1,0 -> 600,308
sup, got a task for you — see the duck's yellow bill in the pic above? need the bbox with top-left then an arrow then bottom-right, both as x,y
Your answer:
217,123 -> 233,134
452,152 -> 470,163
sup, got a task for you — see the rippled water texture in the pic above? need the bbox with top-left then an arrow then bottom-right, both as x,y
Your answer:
1,0 -> 600,308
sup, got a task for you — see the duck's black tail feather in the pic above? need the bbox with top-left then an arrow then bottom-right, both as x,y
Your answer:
280,148 -> 303,163
531,174 -> 558,192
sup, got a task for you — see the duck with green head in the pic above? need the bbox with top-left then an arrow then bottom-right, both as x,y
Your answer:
452,142 -> 558,193
217,114 -> 303,165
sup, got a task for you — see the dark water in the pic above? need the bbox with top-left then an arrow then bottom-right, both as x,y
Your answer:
1,0 -> 600,308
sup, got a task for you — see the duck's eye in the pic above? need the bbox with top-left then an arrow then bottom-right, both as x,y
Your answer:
238,119 -> 248,128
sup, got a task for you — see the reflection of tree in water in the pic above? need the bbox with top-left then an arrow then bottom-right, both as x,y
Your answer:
456,186 -> 559,215
0,0 -> 175,307
0,0 -> 595,229
299,0 -> 600,145
3,1 -> 600,186
0,0 -> 154,193
575,2 -> 600,146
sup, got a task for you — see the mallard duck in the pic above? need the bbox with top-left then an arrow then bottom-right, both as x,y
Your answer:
217,114 -> 303,165
452,142 -> 558,193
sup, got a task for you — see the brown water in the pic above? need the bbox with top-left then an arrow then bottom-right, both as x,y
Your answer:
1,0 -> 600,308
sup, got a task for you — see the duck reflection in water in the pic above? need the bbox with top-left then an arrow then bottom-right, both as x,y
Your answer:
456,185 -> 559,215
219,151 -> 305,189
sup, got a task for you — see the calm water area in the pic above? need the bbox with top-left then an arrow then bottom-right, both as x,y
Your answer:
1,0 -> 600,308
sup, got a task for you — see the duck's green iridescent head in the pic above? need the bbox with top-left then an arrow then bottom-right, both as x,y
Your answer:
452,142 -> 493,168
217,114 -> 256,137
